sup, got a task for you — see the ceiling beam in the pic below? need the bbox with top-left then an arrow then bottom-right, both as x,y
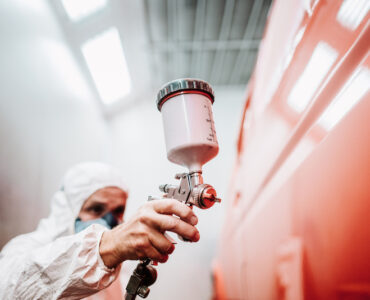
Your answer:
230,0 -> 265,84
210,0 -> 236,84
150,39 -> 260,52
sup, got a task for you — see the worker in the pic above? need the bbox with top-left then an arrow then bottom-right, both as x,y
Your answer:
0,162 -> 199,299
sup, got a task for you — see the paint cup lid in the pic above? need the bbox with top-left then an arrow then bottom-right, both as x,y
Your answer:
156,78 -> 214,111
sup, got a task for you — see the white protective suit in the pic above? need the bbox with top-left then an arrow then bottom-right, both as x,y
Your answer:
0,162 -> 128,300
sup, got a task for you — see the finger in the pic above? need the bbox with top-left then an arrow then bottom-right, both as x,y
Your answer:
144,213 -> 200,242
143,245 -> 168,263
130,231 -> 168,262
147,227 -> 175,255
151,199 -> 198,225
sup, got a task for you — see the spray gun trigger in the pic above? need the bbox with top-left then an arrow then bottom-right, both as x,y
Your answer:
147,196 -> 161,201
175,173 -> 187,180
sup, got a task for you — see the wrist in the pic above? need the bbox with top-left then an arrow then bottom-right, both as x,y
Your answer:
99,230 -> 123,268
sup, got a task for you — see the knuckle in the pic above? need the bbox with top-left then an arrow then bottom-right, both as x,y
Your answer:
166,217 -> 179,230
165,200 -> 176,211
184,207 -> 193,219
137,224 -> 147,236
138,211 -> 150,224
135,237 -> 149,250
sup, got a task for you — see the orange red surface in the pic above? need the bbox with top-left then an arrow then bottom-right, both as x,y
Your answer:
213,0 -> 370,299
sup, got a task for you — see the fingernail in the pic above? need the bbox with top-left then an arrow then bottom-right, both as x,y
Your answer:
168,244 -> 175,254
160,255 -> 169,263
190,216 -> 198,225
194,231 -> 200,242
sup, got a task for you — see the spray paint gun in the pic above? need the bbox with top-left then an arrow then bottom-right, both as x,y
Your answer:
125,79 -> 221,299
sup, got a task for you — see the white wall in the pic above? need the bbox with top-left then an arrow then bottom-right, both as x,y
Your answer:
0,1 -> 246,299
0,0 -> 109,246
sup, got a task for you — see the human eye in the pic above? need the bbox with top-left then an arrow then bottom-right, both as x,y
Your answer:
113,206 -> 125,215
88,204 -> 106,216
111,206 -> 125,221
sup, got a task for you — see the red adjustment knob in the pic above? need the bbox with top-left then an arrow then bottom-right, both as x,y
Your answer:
194,185 -> 221,209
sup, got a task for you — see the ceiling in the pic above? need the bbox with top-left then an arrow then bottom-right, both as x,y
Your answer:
144,0 -> 272,87
49,0 -> 272,110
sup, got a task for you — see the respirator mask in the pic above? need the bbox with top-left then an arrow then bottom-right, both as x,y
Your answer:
75,212 -> 119,233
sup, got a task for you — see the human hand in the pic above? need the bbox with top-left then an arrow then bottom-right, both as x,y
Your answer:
99,199 -> 199,268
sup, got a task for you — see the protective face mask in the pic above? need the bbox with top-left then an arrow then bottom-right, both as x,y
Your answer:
75,212 -> 119,233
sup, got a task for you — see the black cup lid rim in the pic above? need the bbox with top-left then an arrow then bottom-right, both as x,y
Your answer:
156,78 -> 214,111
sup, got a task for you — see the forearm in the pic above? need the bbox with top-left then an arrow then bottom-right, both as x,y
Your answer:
0,224 -> 120,300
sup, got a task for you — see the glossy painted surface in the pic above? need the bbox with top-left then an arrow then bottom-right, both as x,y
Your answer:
213,0 -> 370,299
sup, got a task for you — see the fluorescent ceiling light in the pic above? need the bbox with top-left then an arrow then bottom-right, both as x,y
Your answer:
61,0 -> 107,22
287,42 -> 338,113
81,27 -> 132,105
337,0 -> 370,30
318,67 -> 370,131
